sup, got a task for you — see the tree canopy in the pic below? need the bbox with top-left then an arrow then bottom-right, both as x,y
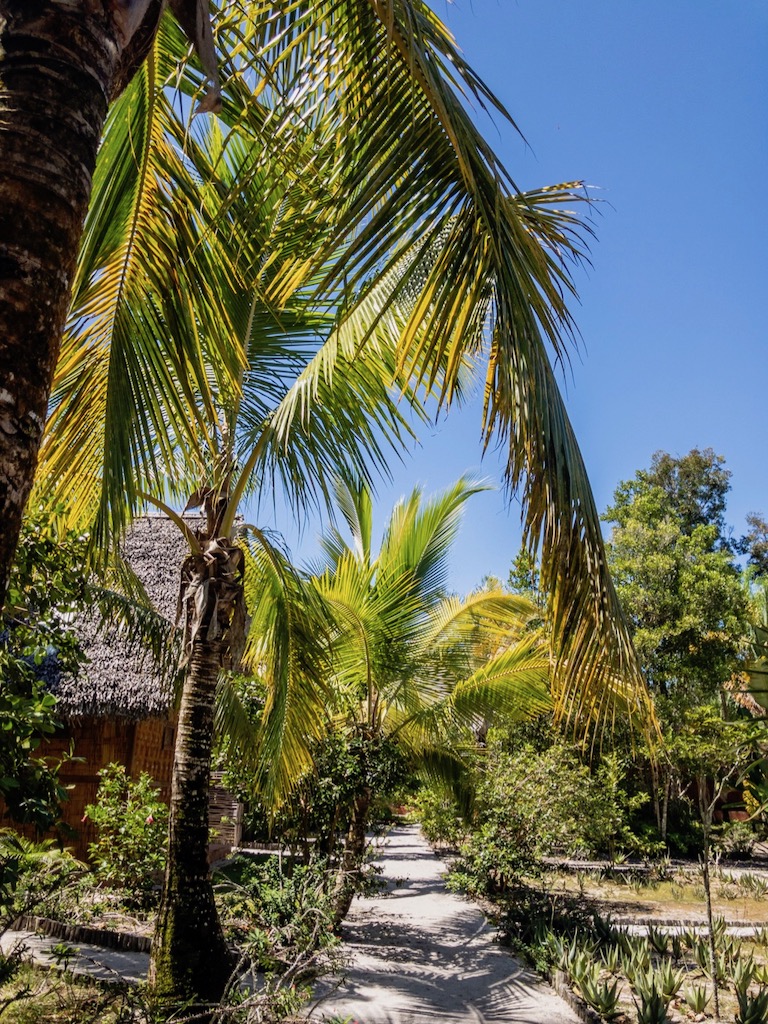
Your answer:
603,449 -> 750,707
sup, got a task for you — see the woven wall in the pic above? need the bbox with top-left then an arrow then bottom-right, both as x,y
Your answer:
0,715 -> 175,861
1,718 -> 243,866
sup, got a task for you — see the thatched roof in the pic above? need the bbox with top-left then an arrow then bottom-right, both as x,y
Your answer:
52,516 -> 196,721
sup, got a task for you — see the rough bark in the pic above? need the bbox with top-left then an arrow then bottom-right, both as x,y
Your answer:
0,3 -> 112,602
0,0 -> 164,608
149,634 -> 236,1009
332,788 -> 372,929
149,534 -> 244,1009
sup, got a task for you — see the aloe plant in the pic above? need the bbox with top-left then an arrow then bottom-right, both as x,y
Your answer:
600,943 -> 622,975
578,975 -> 621,1021
623,943 -> 651,985
569,951 -> 599,991
633,983 -> 671,1024
680,927 -> 699,950
736,987 -> 768,1024
646,924 -> 669,956
655,960 -> 685,1003
682,983 -> 710,1014
734,955 -> 758,997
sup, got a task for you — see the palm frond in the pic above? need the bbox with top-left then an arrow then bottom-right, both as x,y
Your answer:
241,528 -> 332,804
449,638 -> 552,727
208,1 -> 651,735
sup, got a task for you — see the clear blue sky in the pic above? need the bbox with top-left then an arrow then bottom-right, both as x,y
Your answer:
260,0 -> 767,592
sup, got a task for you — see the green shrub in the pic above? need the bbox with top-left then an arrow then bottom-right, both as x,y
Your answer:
84,762 -> 168,906
716,819 -> 757,858
216,853 -> 337,968
416,788 -> 465,848
0,830 -> 82,925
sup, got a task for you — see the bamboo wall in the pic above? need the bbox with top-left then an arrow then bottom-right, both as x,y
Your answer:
1,715 -> 175,861
1,716 -> 244,865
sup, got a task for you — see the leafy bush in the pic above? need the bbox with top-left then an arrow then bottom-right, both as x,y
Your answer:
716,819 -> 757,858
1,506 -> 89,830
84,763 -> 168,907
0,830 -> 82,926
216,854 -> 337,969
448,738 -> 651,895
416,788 -> 465,848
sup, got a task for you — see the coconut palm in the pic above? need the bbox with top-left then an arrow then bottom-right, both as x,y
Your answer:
32,0 -> 655,1007
5,2 -> 648,737
292,475 -> 554,923
39,67 -> 429,1004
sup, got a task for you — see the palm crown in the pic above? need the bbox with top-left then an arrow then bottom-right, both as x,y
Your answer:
38,1 -> 652,735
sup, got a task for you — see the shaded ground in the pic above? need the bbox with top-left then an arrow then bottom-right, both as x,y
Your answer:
310,824 -> 580,1024
0,928 -> 148,983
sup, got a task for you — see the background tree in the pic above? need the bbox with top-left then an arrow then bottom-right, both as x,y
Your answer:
603,448 -> 752,843
0,506 -> 88,831
738,512 -> 768,578
253,476 -> 554,925
604,449 -> 749,708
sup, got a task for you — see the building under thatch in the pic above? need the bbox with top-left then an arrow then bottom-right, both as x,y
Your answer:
1,515 -> 242,862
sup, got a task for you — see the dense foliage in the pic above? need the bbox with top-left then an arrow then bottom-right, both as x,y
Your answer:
603,448 -> 750,707
0,507 -> 88,830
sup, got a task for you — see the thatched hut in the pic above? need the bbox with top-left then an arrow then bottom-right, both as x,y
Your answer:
1,515 -> 242,861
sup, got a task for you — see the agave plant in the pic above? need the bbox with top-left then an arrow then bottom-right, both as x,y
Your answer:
736,987 -> 768,1024
633,984 -> 671,1024
734,955 -> 758,997
578,975 -> 622,1021
654,961 -> 685,1003
600,943 -> 622,976
682,983 -> 710,1014
646,924 -> 670,956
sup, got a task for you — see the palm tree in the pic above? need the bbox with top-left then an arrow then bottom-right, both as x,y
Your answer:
278,475 -> 555,924
3,2 -> 648,738
38,51 -> 435,1002
32,0 -> 655,1006
0,0 -> 222,600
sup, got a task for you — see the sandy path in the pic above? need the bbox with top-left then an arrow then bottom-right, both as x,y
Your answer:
310,824 -> 580,1024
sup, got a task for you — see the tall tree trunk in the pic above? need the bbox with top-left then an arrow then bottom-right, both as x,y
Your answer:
149,634 -> 235,1008
0,4 -> 113,602
661,776 -> 670,844
0,0 -> 163,607
149,535 -> 244,1009
332,788 -> 372,929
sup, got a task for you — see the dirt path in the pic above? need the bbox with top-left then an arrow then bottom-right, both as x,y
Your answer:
310,824 -> 580,1024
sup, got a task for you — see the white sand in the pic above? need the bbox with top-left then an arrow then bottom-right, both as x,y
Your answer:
310,824 -> 581,1024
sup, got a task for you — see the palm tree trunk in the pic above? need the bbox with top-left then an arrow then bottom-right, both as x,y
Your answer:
0,1 -> 162,606
149,536 -> 244,1008
332,788 -> 372,929
0,5 -> 111,602
149,634 -> 235,1007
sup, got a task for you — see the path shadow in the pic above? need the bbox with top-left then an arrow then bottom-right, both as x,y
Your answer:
311,826 -> 578,1024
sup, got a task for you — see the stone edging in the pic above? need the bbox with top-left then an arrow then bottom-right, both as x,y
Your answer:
614,916 -> 768,930
11,915 -> 151,953
549,968 -> 606,1024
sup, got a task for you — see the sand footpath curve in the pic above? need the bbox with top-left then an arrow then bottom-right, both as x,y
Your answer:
310,824 -> 581,1024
